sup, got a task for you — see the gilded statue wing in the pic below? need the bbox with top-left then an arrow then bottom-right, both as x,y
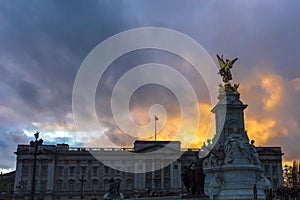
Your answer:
217,54 -> 225,69
231,57 -> 238,65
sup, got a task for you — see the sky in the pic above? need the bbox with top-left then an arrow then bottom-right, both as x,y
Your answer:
0,0 -> 300,172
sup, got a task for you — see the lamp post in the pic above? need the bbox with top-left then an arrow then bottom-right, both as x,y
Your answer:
79,175 -> 86,200
29,132 -> 43,200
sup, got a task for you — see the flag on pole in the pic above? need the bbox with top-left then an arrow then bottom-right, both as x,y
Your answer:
154,115 -> 158,141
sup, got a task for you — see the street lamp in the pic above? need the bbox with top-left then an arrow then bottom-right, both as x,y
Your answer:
29,131 -> 43,200
79,175 -> 86,200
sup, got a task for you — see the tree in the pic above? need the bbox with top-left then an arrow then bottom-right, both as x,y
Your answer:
284,161 -> 300,188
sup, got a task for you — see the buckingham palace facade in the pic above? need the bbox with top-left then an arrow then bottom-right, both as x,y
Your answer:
13,140 -> 284,200
14,141 -> 188,200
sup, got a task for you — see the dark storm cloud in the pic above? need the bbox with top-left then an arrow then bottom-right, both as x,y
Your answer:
0,0 -> 132,119
138,1 -> 300,74
95,49 -> 210,116
0,129 -> 29,170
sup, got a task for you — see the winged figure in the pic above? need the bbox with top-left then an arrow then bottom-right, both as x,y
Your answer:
217,54 -> 238,84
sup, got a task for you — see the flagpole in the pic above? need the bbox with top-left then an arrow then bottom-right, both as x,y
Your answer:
155,116 -> 157,141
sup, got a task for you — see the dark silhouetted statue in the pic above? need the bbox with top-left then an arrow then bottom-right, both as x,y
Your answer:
182,151 -> 210,196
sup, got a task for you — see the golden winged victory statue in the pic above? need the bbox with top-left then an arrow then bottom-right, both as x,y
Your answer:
216,54 -> 240,99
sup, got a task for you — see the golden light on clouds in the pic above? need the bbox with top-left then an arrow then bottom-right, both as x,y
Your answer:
245,117 -> 276,144
191,103 -> 215,147
261,75 -> 283,110
240,73 -> 285,146
136,102 -> 214,148
125,100 -> 214,149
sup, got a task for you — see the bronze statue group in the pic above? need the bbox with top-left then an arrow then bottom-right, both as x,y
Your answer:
104,178 -> 124,200
181,151 -> 208,197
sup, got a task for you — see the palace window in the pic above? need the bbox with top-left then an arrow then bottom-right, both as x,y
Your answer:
264,165 -> 270,173
104,179 -> 109,191
164,178 -> 170,190
68,180 -> 74,191
41,165 -> 48,177
56,181 -> 62,192
92,180 -> 98,191
127,179 -> 133,190
22,166 -> 29,176
92,166 -> 98,176
40,181 -> 46,192
146,178 -> 151,189
104,166 -> 109,175
57,166 -> 63,176
81,166 -> 87,175
69,166 -> 75,176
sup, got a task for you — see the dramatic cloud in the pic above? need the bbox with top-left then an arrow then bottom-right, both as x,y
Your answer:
240,67 -> 300,162
0,129 -> 29,171
0,0 -> 300,171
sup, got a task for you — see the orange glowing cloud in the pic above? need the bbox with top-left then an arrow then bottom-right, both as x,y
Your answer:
236,66 -> 300,164
153,102 -> 214,148
260,75 -> 283,110
127,101 -> 214,149
245,117 -> 276,144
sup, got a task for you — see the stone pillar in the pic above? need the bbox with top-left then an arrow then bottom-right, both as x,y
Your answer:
142,161 -> 146,190
173,162 -> 178,190
152,160 -> 155,189
14,159 -> 23,193
177,161 -> 182,192
278,162 -> 284,186
170,162 -> 174,190
37,161 -> 42,193
161,161 -> 164,190
47,159 -> 55,192
134,163 -> 138,190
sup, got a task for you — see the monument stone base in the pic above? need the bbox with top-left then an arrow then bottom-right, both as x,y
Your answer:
204,152 -> 269,200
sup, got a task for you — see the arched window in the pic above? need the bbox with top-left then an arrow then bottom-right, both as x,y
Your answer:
56,180 -> 62,192
127,179 -> 133,191
104,166 -> 110,175
68,180 -> 74,191
92,166 -> 98,176
40,181 -> 46,192
103,179 -> 109,191
92,180 -> 98,191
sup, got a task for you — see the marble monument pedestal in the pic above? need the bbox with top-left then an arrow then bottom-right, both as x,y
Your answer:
203,91 -> 270,200
205,165 -> 266,200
